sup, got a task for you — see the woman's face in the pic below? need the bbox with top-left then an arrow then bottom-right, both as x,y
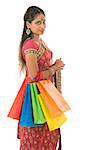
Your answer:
26,14 -> 46,36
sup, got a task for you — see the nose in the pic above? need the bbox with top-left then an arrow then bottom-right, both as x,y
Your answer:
40,22 -> 45,30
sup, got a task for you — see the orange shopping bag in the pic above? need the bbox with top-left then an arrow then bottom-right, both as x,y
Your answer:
38,80 -> 71,112
38,94 -> 67,131
37,82 -> 63,118
37,80 -> 71,118
7,78 -> 26,120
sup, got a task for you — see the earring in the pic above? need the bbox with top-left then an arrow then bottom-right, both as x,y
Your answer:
26,28 -> 31,35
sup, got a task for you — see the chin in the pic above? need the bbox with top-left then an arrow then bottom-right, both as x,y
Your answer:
39,31 -> 44,34
36,31 -> 44,36
41,32 -> 44,35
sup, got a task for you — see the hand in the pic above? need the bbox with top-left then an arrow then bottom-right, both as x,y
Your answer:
54,58 -> 65,71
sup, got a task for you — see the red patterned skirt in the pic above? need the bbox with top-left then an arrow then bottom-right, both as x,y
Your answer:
17,122 -> 61,150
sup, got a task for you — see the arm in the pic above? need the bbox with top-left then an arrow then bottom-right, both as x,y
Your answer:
25,53 -> 57,82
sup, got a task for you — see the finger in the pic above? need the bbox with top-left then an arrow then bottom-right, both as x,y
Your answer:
58,66 -> 64,70
59,68 -> 63,70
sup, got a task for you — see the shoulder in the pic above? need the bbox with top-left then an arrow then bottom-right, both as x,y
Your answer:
22,38 -> 38,61
22,38 -> 38,51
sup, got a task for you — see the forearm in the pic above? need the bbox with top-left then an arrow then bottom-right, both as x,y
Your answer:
31,64 -> 57,81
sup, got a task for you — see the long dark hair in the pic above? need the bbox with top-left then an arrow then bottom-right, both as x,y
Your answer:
18,6 -> 45,74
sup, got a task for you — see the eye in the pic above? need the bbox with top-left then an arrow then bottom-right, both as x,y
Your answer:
43,20 -> 46,24
36,21 -> 41,25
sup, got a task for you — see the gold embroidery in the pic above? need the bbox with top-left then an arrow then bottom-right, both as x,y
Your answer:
55,70 -> 61,93
24,43 -> 45,60
24,49 -> 38,55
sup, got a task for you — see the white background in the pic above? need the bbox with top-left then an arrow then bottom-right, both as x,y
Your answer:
0,0 -> 100,149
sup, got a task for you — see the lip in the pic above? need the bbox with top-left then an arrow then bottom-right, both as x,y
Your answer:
39,30 -> 44,32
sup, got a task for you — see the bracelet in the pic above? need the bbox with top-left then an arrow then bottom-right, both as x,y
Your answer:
48,67 -> 55,76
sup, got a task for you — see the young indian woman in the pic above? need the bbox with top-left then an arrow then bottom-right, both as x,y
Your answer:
16,6 -> 65,150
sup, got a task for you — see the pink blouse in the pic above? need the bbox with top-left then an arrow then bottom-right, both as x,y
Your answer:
22,38 -> 53,83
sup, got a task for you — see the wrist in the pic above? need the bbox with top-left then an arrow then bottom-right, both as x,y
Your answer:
53,64 -> 59,72
48,66 -> 56,76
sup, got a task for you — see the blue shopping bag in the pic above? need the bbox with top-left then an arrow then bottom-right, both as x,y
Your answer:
19,84 -> 43,127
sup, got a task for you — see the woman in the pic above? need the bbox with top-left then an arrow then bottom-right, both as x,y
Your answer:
17,6 -> 65,150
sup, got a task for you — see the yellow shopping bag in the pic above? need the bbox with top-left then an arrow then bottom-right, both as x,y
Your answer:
38,94 -> 67,131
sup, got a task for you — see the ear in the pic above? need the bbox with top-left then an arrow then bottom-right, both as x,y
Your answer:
26,21 -> 31,29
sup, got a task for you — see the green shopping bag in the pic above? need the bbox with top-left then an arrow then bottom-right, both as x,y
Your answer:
30,83 -> 46,124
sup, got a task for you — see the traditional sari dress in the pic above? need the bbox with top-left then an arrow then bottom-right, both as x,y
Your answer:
17,38 -> 61,150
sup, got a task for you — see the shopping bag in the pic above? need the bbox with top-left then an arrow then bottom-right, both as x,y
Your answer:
30,83 -> 46,124
37,80 -> 71,112
38,94 -> 67,131
37,82 -> 62,118
20,84 -> 43,127
7,78 -> 26,120
37,82 -> 65,118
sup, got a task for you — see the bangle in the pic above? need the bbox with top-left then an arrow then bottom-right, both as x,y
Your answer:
48,67 -> 55,76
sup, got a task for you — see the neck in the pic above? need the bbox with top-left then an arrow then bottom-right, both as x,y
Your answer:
32,34 -> 40,42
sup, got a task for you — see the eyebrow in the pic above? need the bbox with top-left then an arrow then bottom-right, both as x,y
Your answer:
33,19 -> 46,23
